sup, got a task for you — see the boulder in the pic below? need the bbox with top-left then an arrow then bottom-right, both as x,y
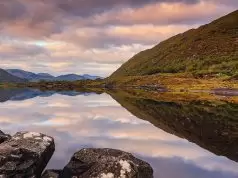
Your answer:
213,88 -> 238,96
0,131 -> 55,177
42,170 -> 61,178
0,130 -> 10,144
61,148 -> 153,178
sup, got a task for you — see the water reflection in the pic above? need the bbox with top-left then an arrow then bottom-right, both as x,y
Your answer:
0,88 -> 238,178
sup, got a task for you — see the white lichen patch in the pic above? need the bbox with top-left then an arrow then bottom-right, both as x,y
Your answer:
13,137 -> 20,140
10,154 -> 21,159
120,170 -> 126,178
23,132 -> 41,139
43,136 -> 52,142
100,173 -> 114,178
119,160 -> 131,178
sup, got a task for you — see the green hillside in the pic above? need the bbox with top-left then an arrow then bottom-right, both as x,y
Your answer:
110,10 -> 238,78
0,69 -> 27,83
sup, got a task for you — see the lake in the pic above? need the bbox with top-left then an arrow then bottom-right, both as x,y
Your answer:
0,88 -> 238,178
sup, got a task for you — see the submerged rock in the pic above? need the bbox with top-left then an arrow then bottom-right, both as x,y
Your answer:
0,130 -> 10,144
60,148 -> 153,178
0,131 -> 55,177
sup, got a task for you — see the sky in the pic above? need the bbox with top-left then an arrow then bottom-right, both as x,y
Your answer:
0,0 -> 237,77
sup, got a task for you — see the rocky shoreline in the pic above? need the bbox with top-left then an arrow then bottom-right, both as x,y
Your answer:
0,131 -> 153,178
15,80 -> 238,97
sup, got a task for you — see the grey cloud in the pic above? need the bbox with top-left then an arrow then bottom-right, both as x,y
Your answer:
39,0 -> 199,17
0,0 -> 27,21
0,43 -> 49,58
0,0 -> 234,39
0,0 -> 199,21
142,156 -> 238,178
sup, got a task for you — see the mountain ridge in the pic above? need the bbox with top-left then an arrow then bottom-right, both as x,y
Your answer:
6,69 -> 101,82
0,69 -> 28,83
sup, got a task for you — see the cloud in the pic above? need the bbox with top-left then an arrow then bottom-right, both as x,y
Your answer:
50,24 -> 194,49
0,42 -> 48,58
0,0 -> 234,39
0,92 -> 238,177
75,1 -> 227,26
21,0 -> 199,18
0,0 -> 236,75
0,0 -> 27,21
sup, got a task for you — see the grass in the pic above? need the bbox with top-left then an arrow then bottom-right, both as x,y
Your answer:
107,88 -> 238,104
106,73 -> 238,91
2,73 -> 238,96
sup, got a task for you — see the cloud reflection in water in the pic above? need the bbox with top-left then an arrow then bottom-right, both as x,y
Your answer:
0,92 -> 237,178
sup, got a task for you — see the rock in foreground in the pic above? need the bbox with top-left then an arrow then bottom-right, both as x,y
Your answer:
0,130 -> 10,144
42,170 -> 61,178
60,148 -> 153,178
0,131 -> 55,177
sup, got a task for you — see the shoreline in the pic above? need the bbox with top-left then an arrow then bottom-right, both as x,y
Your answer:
1,74 -> 238,103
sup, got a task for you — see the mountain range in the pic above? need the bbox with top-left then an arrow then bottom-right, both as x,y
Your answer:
110,10 -> 238,78
5,69 -> 101,82
0,69 -> 27,83
0,88 -> 98,102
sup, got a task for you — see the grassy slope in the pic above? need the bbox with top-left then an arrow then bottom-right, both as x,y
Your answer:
110,10 -> 238,78
106,74 -> 238,91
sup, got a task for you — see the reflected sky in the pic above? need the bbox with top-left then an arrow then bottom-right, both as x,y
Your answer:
0,91 -> 238,178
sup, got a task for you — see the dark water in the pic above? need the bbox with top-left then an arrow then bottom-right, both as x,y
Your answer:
0,88 -> 238,178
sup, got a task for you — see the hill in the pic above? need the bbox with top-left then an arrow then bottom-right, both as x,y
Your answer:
6,69 -> 54,82
54,74 -> 84,81
0,69 -> 27,83
6,69 -> 101,82
110,10 -> 238,78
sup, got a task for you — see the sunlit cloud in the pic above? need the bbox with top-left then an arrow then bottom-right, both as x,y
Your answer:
0,92 -> 238,177
0,0 -> 236,76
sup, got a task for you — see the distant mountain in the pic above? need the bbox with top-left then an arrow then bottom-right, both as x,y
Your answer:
110,10 -> 238,78
0,88 -> 98,102
54,74 -> 100,81
54,74 -> 84,81
6,69 -> 101,82
37,73 -> 54,78
0,69 -> 27,83
6,69 -> 55,82
82,74 -> 101,80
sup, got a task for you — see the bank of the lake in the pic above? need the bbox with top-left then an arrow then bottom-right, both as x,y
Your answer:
13,74 -> 237,97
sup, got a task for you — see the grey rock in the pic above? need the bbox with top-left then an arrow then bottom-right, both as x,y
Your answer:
213,88 -> 238,96
41,170 -> 61,178
0,131 -> 11,144
0,131 -> 55,177
61,148 -> 153,178
137,85 -> 167,92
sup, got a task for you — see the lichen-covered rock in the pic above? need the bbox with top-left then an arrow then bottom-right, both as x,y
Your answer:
61,148 -> 153,178
42,170 -> 61,178
0,130 -> 10,144
0,131 -> 55,177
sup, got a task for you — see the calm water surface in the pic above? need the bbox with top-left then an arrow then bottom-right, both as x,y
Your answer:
0,89 -> 238,178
